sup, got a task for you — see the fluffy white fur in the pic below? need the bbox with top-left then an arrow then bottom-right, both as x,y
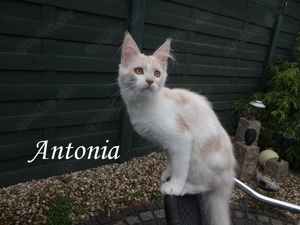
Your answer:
118,31 -> 236,225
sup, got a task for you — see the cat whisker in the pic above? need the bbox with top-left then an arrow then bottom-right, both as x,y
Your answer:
103,80 -> 121,109
106,80 -> 137,107
117,32 -> 235,225
108,83 -> 138,110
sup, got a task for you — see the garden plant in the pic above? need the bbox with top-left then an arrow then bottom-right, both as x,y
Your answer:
46,194 -> 87,225
233,33 -> 300,171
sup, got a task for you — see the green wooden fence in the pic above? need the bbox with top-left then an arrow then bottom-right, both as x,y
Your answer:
0,0 -> 299,187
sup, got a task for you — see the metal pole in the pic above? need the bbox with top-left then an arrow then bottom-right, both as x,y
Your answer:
234,178 -> 300,213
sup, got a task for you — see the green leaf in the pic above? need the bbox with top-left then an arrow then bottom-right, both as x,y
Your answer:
232,32 -> 300,171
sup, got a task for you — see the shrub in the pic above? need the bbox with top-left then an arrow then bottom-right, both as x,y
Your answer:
46,193 -> 87,225
232,33 -> 300,171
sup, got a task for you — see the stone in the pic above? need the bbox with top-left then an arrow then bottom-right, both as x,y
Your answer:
271,219 -> 284,225
233,210 -> 245,218
144,202 -> 158,210
232,218 -> 245,225
234,142 -> 260,181
110,211 -> 123,221
154,209 -> 165,219
85,218 -> 101,225
256,172 -> 280,191
120,207 -> 135,216
264,158 -> 289,183
235,117 -> 261,146
246,213 -> 256,221
156,200 -> 164,209
139,211 -> 154,221
230,204 -> 241,210
113,221 -> 127,225
126,216 -> 142,225
143,221 -> 157,225
245,221 -> 255,225
279,213 -> 292,223
263,208 -> 279,219
96,215 -> 112,224
133,204 -> 146,212
257,215 -> 270,223
292,218 -> 300,225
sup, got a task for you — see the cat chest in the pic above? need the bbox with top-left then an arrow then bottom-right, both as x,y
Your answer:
128,111 -> 172,141
131,116 -> 169,134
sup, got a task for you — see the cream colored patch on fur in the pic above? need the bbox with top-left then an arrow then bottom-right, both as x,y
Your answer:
176,114 -> 189,132
202,135 -> 221,155
178,92 -> 189,104
119,32 -> 235,225
162,88 -> 174,99
163,88 -> 189,105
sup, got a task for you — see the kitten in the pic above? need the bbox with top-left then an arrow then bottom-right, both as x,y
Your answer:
118,31 -> 236,225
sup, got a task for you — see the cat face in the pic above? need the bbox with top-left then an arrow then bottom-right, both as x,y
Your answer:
118,32 -> 172,96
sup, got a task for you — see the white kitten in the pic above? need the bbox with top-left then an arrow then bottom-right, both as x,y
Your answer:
118,32 -> 236,225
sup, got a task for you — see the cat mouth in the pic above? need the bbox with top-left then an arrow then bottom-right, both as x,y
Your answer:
142,85 -> 157,92
140,88 -> 152,94
139,85 -> 153,91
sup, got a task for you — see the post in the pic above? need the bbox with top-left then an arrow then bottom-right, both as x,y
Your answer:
260,0 -> 288,90
118,0 -> 146,163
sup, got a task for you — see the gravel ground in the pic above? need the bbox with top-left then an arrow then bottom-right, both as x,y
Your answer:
0,152 -> 299,225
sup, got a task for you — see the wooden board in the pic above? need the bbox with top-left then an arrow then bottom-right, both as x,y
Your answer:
0,0 -> 299,187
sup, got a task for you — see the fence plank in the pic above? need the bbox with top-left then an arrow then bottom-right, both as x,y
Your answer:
118,0 -> 147,163
1,0 -> 299,187
0,15 -> 125,45
0,130 -> 120,161
169,0 -> 277,27
143,37 -> 267,61
0,109 -> 119,132
0,53 -> 118,71
23,0 -> 129,19
145,10 -> 270,45
260,0 -> 287,89
0,84 -> 119,101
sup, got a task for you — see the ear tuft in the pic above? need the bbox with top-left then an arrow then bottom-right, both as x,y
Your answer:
153,38 -> 174,69
121,31 -> 141,66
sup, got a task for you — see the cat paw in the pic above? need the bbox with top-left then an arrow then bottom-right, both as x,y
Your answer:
160,181 -> 183,196
161,170 -> 171,183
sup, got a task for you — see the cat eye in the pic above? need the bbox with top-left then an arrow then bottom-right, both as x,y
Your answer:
154,70 -> 161,78
134,67 -> 144,75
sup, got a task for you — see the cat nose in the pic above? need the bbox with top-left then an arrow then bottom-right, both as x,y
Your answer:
146,79 -> 154,86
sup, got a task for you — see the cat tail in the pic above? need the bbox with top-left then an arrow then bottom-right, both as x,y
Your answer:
203,184 -> 233,225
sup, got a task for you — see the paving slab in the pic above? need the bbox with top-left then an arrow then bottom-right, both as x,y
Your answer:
79,201 -> 299,225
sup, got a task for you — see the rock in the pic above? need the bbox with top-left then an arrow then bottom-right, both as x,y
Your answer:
256,172 -> 280,191
264,158 -> 289,183
235,117 -> 261,146
234,142 -> 260,182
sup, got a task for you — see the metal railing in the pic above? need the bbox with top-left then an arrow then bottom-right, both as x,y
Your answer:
234,178 -> 300,213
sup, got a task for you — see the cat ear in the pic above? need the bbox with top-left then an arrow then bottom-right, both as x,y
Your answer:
153,38 -> 172,69
121,31 -> 141,66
